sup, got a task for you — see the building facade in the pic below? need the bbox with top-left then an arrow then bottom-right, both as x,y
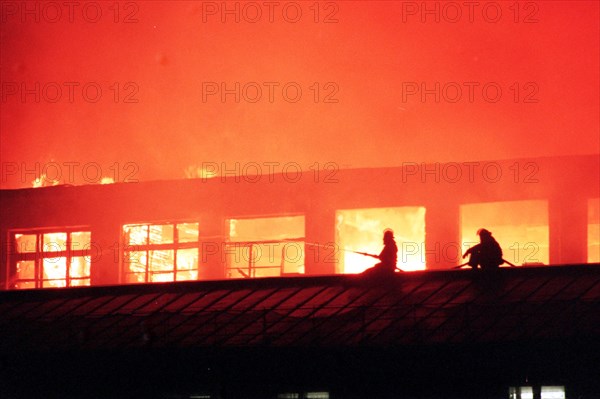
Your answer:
1,154 -> 599,288
1,154 -> 599,398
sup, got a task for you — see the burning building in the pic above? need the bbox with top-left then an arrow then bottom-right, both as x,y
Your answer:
0,154 -> 599,398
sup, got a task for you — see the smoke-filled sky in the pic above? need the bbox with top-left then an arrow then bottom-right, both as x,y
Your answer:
1,0 -> 599,188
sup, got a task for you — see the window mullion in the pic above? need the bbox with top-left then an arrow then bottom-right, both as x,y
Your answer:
66,233 -> 71,287
36,233 -> 42,288
173,223 -> 178,281
145,225 -> 150,283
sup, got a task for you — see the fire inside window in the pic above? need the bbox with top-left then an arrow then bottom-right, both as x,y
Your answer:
336,207 -> 426,273
122,222 -> 200,283
226,216 -> 305,278
589,198 -> 600,263
9,230 -> 92,289
461,200 -> 549,266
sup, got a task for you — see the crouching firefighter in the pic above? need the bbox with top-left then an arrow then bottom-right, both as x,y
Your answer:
462,228 -> 503,270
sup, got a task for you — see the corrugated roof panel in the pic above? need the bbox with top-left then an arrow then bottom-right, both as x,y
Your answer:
0,266 -> 599,352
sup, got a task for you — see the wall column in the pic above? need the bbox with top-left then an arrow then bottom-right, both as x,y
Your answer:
425,202 -> 461,270
549,197 -> 587,264
304,207 -> 337,275
91,223 -> 121,285
199,212 -> 226,280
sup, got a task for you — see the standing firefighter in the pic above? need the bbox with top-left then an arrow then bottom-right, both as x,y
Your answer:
462,228 -> 503,270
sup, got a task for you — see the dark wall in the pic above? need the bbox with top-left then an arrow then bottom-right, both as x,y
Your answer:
1,340 -> 599,399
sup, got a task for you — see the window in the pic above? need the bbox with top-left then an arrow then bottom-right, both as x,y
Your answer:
461,200 -> 549,266
509,386 -> 533,399
589,198 -> 600,263
226,216 -> 305,278
336,207 -> 426,273
122,222 -> 200,283
305,393 -> 329,399
540,386 -> 565,399
277,393 -> 329,399
509,386 -> 565,399
8,229 -> 92,289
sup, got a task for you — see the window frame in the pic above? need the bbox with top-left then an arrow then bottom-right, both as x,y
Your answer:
121,221 -> 201,284
7,227 -> 92,289
225,215 -> 306,279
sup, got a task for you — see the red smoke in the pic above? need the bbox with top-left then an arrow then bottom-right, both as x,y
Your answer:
1,1 -> 598,189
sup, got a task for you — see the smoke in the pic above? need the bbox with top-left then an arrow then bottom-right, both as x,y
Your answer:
1,1 -> 598,189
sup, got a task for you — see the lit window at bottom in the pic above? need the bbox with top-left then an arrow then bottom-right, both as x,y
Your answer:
305,393 -> 329,399
277,393 -> 329,399
509,386 -> 533,399
509,386 -> 565,399
541,386 -> 565,399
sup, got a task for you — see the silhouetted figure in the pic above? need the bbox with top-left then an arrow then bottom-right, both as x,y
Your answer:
462,228 -> 503,270
362,229 -> 398,276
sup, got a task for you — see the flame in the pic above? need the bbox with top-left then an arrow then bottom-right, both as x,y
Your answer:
31,173 -> 60,188
31,174 -> 116,187
13,232 -> 91,288
184,165 -> 218,179
40,232 -> 90,287
42,257 -> 67,288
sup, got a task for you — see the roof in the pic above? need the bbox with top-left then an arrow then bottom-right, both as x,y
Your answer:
1,265 -> 599,354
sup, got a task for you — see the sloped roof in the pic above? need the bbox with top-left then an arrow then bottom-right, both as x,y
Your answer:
1,265 -> 599,354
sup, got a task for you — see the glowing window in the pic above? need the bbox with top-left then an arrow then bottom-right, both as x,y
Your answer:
336,207 -> 426,273
509,386 -> 533,399
8,229 -> 92,289
122,222 -> 200,284
461,200 -> 549,267
226,216 -> 305,278
277,393 -> 329,399
541,386 -> 565,399
509,386 -> 565,399
589,198 -> 600,263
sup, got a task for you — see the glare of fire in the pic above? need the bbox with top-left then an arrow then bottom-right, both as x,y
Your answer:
184,165 -> 218,179
41,232 -> 90,287
123,223 -> 200,283
31,175 -> 115,187
227,216 -> 306,278
13,232 -> 90,288
336,207 -> 426,273
460,200 -> 550,266
31,173 -> 60,188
